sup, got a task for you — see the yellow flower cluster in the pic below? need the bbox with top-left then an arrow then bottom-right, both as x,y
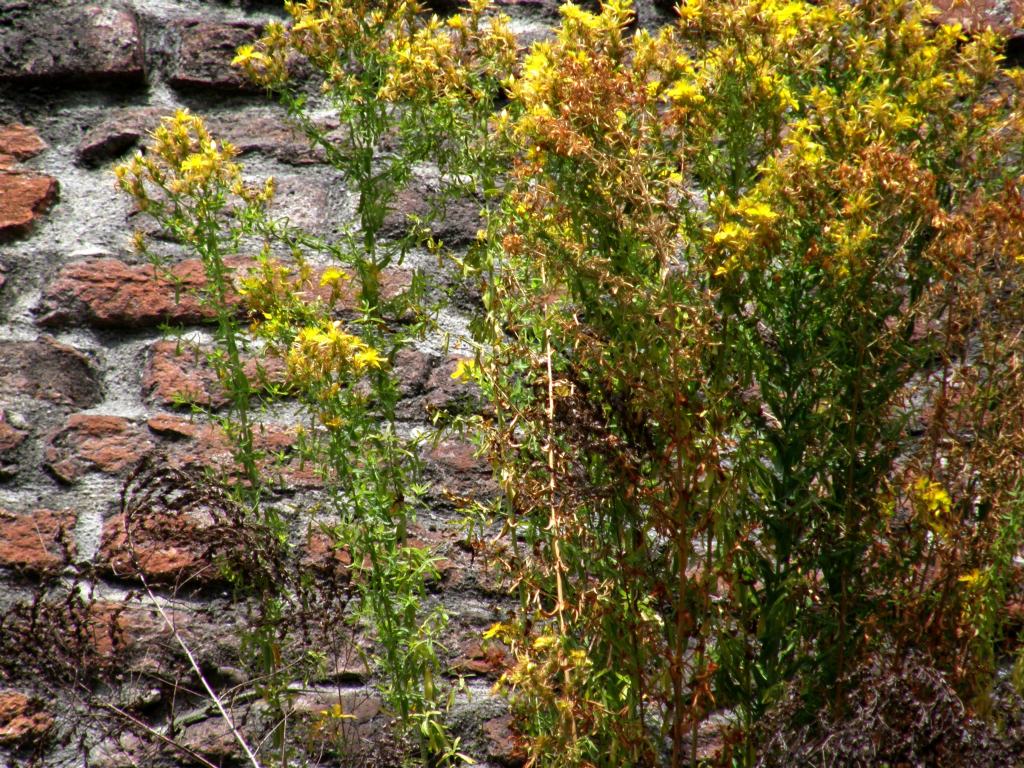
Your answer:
232,0 -> 516,106
710,195 -> 780,276
114,110 -> 274,207
286,321 -> 385,388
382,0 -> 516,103
912,477 -> 954,539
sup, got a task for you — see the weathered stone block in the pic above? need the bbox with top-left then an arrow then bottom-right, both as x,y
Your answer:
45,414 -> 154,483
0,124 -> 46,169
0,336 -> 101,408
0,5 -> 145,85
0,508 -> 75,573
0,691 -> 53,746
35,258 -> 232,328
143,339 -> 285,409
381,182 -> 481,248
169,20 -> 263,91
0,171 -> 57,240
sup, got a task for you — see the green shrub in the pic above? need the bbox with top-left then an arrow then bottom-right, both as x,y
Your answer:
119,0 -> 1024,765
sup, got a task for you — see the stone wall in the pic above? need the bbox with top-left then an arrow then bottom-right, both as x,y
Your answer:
0,1 -> 1020,766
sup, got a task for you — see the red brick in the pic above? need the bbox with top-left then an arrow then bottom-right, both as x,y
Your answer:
0,172 -> 58,240
393,348 -> 435,396
425,355 -> 483,414
0,5 -> 145,85
45,415 -> 154,484
0,124 -> 47,169
0,508 -> 75,573
35,258 -> 245,329
0,413 -> 27,453
169,21 -> 264,91
304,529 -> 353,575
77,107 -> 329,167
143,339 -> 285,409
427,439 -> 496,498
930,0 -> 1024,33
0,336 -> 101,408
451,639 -> 510,679
98,510 -> 219,585
0,691 -> 52,746
87,599 -> 241,675
145,413 -> 321,488
483,714 -> 526,767
381,182 -> 481,247
36,258 -> 411,329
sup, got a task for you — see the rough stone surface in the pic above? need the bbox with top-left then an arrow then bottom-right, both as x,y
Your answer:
144,412 -> 320,487
381,182 -> 482,247
483,714 -> 525,767
45,414 -> 154,484
425,354 -> 484,415
0,691 -> 52,746
35,258 -> 236,328
0,336 -> 102,408
0,5 -> 145,85
76,102 -> 326,168
0,124 -> 47,169
0,171 -> 58,240
0,413 -> 27,453
931,0 -> 1024,33
143,339 -> 285,408
98,508 -> 220,585
0,508 -> 75,573
427,438 -> 497,499
169,20 -> 263,91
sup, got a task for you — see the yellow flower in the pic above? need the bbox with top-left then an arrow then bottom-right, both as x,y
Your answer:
353,347 -> 385,370
320,267 -> 351,286
958,569 -> 983,585
665,78 -> 705,106
739,200 -> 778,225
450,358 -> 477,381
231,45 -> 268,67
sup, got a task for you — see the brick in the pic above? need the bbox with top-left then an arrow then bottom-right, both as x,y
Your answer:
303,529 -> 353,575
292,689 -> 383,723
0,124 -> 46,169
178,716 -> 243,760
75,107 -> 166,167
930,0 -> 1024,33
393,348 -> 436,396
36,258 -> 411,329
76,107 -> 328,167
0,412 -> 28,481
145,413 -> 321,488
381,181 -> 481,248
451,639 -> 510,679
0,171 -> 58,240
426,438 -> 496,499
0,508 -> 75,573
0,336 -> 101,408
169,20 -> 263,91
483,714 -> 525,767
208,111 -> 330,165
0,415 -> 26,453
143,339 -> 285,409
424,355 -> 484,415
45,415 -> 154,484
0,5 -> 144,85
0,691 -> 52,746
85,599 -> 235,676
98,508 -> 220,585
35,258 -> 242,329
